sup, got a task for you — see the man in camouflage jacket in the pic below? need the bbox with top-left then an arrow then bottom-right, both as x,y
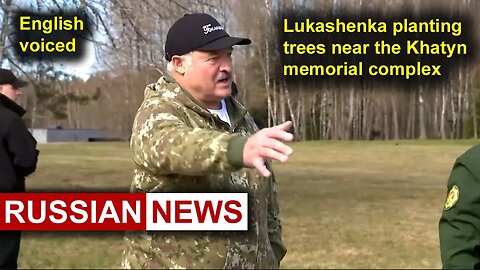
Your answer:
122,13 -> 294,269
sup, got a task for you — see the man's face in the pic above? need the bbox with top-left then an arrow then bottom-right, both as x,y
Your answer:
0,84 -> 21,103
183,47 -> 233,105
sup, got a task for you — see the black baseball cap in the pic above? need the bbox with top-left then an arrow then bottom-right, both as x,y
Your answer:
0,68 -> 28,88
165,13 -> 251,61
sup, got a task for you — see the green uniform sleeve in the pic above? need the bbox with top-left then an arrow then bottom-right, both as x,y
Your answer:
131,100 -> 246,176
439,163 -> 480,269
267,164 -> 287,264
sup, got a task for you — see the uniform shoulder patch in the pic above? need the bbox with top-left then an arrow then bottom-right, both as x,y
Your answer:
444,185 -> 460,210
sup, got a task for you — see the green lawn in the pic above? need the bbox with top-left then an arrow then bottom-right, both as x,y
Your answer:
17,140 -> 479,268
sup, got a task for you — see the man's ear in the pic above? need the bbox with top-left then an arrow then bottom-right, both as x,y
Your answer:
171,56 -> 185,74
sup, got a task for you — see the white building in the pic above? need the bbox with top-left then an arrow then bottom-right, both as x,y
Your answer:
29,128 -> 127,143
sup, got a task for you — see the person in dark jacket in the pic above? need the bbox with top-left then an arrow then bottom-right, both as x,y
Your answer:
439,144 -> 480,269
0,68 -> 39,269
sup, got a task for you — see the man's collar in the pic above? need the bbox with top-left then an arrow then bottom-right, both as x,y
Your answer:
158,76 -> 221,117
224,96 -> 247,129
0,93 -> 26,117
152,76 -> 247,125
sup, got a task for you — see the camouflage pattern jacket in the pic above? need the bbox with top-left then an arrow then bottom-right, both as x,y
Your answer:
122,76 -> 287,269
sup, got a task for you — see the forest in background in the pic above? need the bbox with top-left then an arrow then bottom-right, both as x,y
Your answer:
0,0 -> 479,141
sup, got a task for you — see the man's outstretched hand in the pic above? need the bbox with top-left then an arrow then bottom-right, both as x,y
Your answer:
243,121 -> 294,177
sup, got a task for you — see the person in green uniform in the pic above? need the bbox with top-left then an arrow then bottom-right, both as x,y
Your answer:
439,144 -> 480,269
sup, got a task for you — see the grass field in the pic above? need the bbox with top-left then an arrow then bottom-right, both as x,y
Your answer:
17,140 -> 480,268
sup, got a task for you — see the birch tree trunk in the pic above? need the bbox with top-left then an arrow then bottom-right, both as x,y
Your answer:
441,82 -> 447,139
418,86 -> 427,139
